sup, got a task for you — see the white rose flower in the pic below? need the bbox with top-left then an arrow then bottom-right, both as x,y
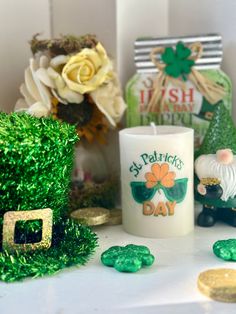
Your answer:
90,73 -> 127,127
15,56 -> 52,118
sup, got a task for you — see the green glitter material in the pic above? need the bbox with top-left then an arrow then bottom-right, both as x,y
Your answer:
213,239 -> 236,261
197,104 -> 236,157
0,112 -> 78,234
101,244 -> 155,273
0,219 -> 97,282
0,112 -> 98,282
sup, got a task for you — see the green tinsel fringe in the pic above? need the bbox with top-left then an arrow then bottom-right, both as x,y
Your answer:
0,113 -> 98,282
0,112 -> 78,234
0,219 -> 98,283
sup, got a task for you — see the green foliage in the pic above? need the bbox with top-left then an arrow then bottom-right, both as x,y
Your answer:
213,239 -> 236,261
0,219 -> 97,282
101,244 -> 155,273
161,42 -> 195,80
0,112 -> 79,234
198,104 -> 236,156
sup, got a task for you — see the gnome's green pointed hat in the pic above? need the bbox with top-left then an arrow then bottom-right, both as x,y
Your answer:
0,112 -> 97,282
197,103 -> 236,157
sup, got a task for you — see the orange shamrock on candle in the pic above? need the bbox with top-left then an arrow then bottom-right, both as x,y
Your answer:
145,163 -> 176,189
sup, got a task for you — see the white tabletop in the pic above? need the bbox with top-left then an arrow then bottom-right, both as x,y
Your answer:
1,220 -> 236,314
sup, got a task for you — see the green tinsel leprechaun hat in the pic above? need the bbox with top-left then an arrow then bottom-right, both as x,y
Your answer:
0,112 -> 97,282
197,103 -> 236,157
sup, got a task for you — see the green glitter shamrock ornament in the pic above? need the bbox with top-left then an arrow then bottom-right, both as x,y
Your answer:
213,239 -> 236,261
101,244 -> 155,273
161,41 -> 195,80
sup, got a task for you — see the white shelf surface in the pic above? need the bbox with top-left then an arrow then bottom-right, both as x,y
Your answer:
1,223 -> 236,314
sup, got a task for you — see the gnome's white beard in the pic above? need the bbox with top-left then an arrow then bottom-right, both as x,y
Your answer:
195,154 -> 236,201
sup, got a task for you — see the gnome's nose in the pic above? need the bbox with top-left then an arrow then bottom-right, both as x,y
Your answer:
216,149 -> 234,165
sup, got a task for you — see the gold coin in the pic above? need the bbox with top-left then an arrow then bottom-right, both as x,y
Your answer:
70,207 -> 110,226
105,208 -> 122,226
198,268 -> 236,302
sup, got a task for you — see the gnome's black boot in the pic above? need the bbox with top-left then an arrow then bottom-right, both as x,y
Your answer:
219,208 -> 236,227
197,205 -> 217,227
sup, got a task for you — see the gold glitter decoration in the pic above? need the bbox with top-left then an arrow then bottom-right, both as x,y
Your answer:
200,178 -> 221,186
2,208 -> 53,253
198,268 -> 236,302
105,209 -> 122,226
70,207 -> 110,226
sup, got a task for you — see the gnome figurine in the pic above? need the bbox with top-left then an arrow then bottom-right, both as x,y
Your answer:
195,103 -> 236,227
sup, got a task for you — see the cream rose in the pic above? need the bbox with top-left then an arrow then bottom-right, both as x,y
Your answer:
15,56 -> 52,118
36,55 -> 84,104
90,74 -> 127,127
62,43 -> 113,94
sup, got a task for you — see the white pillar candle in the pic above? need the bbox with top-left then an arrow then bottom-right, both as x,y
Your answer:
119,125 -> 194,238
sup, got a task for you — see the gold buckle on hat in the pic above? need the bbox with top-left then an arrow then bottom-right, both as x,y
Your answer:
2,208 -> 53,252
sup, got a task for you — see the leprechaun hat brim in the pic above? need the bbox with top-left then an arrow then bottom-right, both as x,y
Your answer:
0,219 -> 97,283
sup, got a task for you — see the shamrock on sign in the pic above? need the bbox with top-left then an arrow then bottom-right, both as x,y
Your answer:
161,41 -> 195,80
101,244 -> 155,273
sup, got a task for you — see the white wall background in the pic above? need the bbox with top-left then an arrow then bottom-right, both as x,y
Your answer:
0,0 -> 236,120
0,0 -> 51,113
52,0 -> 116,58
117,0 -> 168,86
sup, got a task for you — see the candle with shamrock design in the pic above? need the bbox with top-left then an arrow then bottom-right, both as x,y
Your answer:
119,125 -> 194,238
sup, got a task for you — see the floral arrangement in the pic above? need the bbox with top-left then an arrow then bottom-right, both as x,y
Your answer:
15,34 -> 126,144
